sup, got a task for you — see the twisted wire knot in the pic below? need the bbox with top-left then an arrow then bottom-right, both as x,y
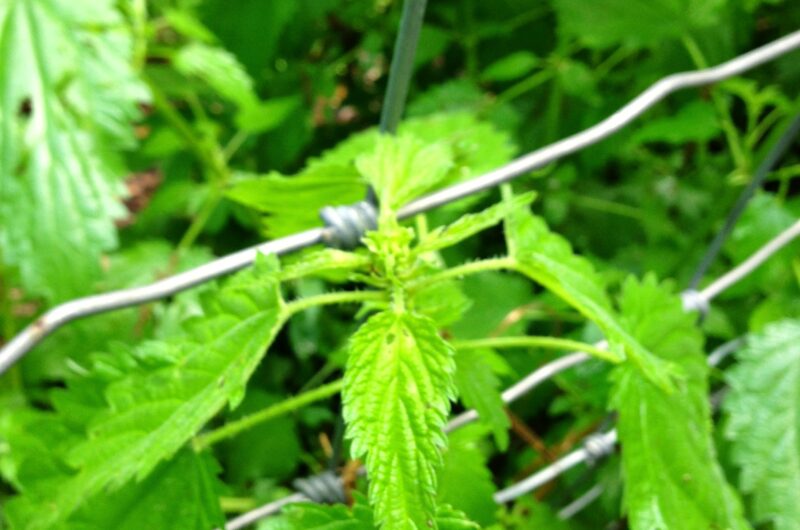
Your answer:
320,201 -> 378,249
292,470 -> 346,504
680,289 -> 710,318
582,432 -> 616,466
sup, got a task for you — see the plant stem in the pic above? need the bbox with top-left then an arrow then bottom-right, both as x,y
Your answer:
285,290 -> 387,316
451,336 -> 618,363
194,379 -> 344,450
495,69 -> 554,106
571,194 -> 644,220
175,192 -> 222,255
220,497 -> 257,513
681,35 -> 748,172
408,257 -> 516,291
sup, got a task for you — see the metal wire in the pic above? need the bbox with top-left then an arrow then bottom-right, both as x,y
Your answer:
557,484 -> 605,520
698,218 -> 800,302
0,228 -> 325,375
222,492 -> 308,530
2,29 -> 799,375
396,29 -> 800,218
380,0 -> 427,135
688,113 -> 800,289
494,430 -> 619,504
493,335 -> 746,507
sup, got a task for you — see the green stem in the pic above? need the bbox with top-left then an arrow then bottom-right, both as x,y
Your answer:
572,194 -> 644,220
462,0 -> 479,80
409,257 -> 515,291
285,290 -> 387,316
147,78 -> 232,260
681,35 -> 748,172
746,107 -> 785,150
175,192 -> 223,254
220,497 -> 257,513
451,336 -> 618,363
194,379 -> 344,450
130,0 -> 147,72
147,80 -> 210,166
223,130 -> 249,162
494,69 -> 554,106
594,46 -> 631,80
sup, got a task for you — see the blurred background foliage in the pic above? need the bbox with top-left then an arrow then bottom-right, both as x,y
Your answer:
1,0 -> 799,527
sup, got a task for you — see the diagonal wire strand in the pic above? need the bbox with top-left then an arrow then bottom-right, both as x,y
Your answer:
688,112 -> 800,289
2,29 -> 799,375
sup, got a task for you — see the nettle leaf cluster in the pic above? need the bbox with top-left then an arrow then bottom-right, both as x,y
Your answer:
1,112 -> 758,530
3,1 -> 800,530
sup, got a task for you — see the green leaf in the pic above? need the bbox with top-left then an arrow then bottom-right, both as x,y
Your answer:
411,277 -> 473,327
724,319 -> 800,530
504,196 -> 675,390
453,349 -> 510,450
438,426 -> 498,526
356,134 -> 454,214
225,167 -> 365,238
342,310 -> 456,530
174,43 -> 255,106
553,0 -> 726,49
265,494 -> 478,530
630,100 -> 720,145
279,248 -> 371,282
173,43 -> 297,133
65,450 -> 224,530
0,0 -> 145,301
480,51 -> 540,83
415,193 -> 536,255
611,275 -> 749,530
226,113 -> 515,238
7,257 -> 286,529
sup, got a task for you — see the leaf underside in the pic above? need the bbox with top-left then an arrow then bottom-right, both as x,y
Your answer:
724,319 -> 800,530
0,0 -> 145,301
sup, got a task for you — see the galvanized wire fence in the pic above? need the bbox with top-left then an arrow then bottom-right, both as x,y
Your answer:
0,3 -> 799,528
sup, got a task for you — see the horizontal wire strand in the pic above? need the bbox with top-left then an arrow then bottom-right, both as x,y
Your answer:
2,29 -> 800,374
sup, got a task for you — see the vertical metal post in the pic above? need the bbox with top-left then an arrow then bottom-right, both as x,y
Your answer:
379,0 -> 428,134
365,0 -> 428,205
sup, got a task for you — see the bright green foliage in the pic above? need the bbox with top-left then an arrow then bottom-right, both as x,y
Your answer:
0,0 -> 145,301
65,450 -> 224,530
415,192 -> 536,255
225,112 -> 516,238
6,258 -> 285,529
438,426 -> 498,526
342,310 -> 457,530
724,320 -> 800,530
611,275 -> 749,530
279,248 -> 371,283
553,0 -> 725,49
263,494 -> 478,530
174,42 -> 297,133
2,2 -> 798,527
356,134 -> 453,214
227,166 -> 365,238
503,194 -> 675,390
453,348 -> 510,450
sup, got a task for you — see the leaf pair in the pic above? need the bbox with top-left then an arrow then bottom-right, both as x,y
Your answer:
4,257 -> 285,529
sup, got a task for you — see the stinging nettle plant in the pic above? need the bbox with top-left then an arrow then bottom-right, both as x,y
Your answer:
3,1 -> 800,530
2,119 -> 748,530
